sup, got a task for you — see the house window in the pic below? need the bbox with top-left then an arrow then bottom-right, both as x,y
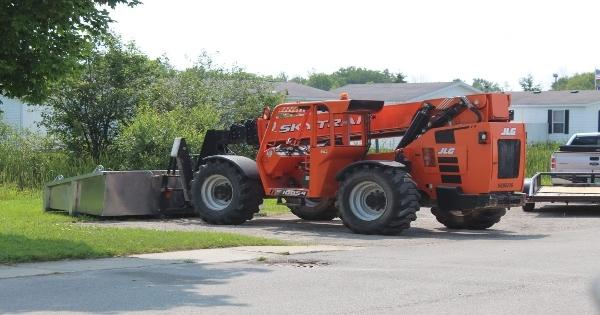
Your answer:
552,110 -> 565,133
547,109 -> 569,134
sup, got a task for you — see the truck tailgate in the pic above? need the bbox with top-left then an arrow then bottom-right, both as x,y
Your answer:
553,151 -> 600,172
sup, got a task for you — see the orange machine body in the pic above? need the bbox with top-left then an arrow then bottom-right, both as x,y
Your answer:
254,93 -> 525,202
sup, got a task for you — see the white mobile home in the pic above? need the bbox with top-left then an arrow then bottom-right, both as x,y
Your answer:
510,91 -> 600,144
0,96 -> 45,132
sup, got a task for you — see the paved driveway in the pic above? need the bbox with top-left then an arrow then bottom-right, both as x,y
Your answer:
2,205 -> 600,314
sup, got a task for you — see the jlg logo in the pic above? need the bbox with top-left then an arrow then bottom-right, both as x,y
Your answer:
438,147 -> 455,155
501,127 -> 517,136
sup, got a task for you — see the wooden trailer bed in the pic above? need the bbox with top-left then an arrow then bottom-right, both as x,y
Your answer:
526,172 -> 600,204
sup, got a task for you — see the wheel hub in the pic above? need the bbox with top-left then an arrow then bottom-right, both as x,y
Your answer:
365,191 -> 386,210
201,174 -> 233,211
213,184 -> 232,202
348,181 -> 387,221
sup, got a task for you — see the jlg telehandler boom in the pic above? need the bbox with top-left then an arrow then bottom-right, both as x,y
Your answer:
183,93 -> 525,235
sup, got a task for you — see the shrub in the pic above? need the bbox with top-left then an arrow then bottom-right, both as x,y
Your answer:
114,104 -> 220,170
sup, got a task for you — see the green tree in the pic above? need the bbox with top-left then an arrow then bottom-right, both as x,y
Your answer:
332,67 -> 401,86
152,56 -> 280,127
115,52 -> 281,165
302,67 -> 407,90
275,72 -> 288,82
263,72 -> 288,82
394,72 -> 407,83
472,78 -> 502,92
41,38 -> 167,162
519,74 -> 541,91
306,73 -> 338,91
116,105 -> 220,169
290,77 -> 307,85
0,0 -> 140,103
334,67 -> 391,85
551,72 -> 595,90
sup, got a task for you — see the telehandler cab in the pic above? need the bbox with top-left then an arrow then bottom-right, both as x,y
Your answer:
174,93 -> 525,235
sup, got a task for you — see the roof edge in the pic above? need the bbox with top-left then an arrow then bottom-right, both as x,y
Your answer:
406,81 -> 482,102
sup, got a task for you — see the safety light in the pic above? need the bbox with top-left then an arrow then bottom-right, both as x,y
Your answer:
422,148 -> 436,167
478,131 -> 488,144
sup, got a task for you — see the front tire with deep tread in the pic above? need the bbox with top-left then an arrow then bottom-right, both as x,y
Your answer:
431,207 -> 506,230
191,160 -> 262,225
336,166 -> 420,235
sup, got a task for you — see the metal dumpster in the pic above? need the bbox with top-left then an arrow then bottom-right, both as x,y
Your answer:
43,167 -> 190,216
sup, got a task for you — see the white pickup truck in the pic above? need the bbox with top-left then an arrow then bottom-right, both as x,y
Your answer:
551,132 -> 600,173
523,133 -> 600,211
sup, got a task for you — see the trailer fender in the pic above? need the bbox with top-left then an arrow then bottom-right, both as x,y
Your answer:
202,155 -> 259,180
523,178 -> 531,196
336,160 -> 407,181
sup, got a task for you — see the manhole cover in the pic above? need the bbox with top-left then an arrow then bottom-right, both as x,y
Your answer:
259,258 -> 329,268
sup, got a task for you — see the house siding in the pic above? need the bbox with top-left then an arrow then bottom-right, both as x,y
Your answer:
0,96 -> 24,129
22,105 -> 46,133
511,103 -> 600,144
0,96 -> 46,132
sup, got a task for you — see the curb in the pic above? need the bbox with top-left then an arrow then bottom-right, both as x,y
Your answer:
0,245 -> 358,280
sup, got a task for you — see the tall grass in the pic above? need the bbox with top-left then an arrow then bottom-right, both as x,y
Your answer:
0,127 -> 121,190
525,142 -> 560,177
0,150 -> 98,190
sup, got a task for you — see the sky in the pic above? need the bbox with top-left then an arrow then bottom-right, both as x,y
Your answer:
110,0 -> 600,91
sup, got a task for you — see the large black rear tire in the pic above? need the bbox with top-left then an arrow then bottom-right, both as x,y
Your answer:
336,166 -> 420,235
431,207 -> 506,230
286,198 -> 337,221
191,160 -> 262,225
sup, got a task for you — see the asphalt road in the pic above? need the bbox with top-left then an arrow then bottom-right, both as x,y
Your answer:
2,204 -> 600,314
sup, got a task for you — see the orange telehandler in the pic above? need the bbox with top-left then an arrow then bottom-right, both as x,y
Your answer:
167,93 -> 525,235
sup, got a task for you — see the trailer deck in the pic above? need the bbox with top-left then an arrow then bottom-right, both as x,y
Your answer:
525,172 -> 600,206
